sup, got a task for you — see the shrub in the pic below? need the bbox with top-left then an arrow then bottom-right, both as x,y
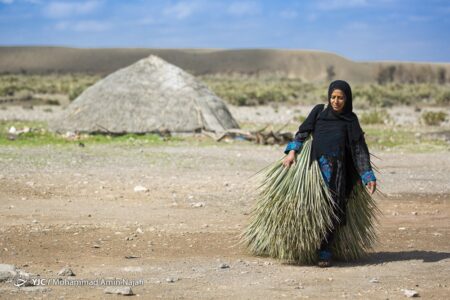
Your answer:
436,90 -> 450,105
294,115 -> 306,123
69,86 -> 86,101
377,66 -> 396,84
0,74 -> 99,101
421,111 -> 448,126
360,109 -> 390,125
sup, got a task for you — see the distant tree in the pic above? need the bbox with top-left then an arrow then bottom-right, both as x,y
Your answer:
377,65 -> 396,84
438,68 -> 447,84
396,65 -> 413,83
326,65 -> 335,81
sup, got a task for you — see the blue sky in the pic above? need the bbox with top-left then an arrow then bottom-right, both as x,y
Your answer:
1,0 -> 449,62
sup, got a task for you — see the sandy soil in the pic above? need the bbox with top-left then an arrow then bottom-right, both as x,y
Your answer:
0,105 -> 449,299
0,140 -> 449,299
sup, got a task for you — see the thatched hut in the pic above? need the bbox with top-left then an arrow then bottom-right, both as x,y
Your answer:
50,55 -> 239,134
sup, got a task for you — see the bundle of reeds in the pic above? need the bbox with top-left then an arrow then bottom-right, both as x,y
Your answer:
331,179 -> 381,261
241,136 -> 379,264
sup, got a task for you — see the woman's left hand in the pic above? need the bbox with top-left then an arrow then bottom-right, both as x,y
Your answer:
366,181 -> 377,194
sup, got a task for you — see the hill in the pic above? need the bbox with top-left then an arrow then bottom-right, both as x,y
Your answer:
0,46 -> 449,83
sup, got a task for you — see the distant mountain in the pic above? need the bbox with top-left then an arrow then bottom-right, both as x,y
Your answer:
0,46 -> 449,83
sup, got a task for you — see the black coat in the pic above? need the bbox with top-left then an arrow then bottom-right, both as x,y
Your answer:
291,104 -> 374,225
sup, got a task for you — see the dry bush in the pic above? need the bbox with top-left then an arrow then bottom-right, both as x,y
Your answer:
421,111 -> 448,126
360,109 -> 390,125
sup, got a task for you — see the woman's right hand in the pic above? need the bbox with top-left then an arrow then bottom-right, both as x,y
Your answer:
282,151 -> 296,168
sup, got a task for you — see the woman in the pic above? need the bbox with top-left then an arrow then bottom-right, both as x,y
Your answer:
282,80 -> 376,267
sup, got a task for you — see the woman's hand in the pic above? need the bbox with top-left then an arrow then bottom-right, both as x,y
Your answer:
366,181 -> 377,194
282,151 -> 296,168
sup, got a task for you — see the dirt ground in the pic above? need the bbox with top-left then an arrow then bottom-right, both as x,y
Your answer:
0,138 -> 448,299
0,104 -> 448,299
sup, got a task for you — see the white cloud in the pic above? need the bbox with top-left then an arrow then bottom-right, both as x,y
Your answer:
0,0 -> 15,4
55,20 -> 111,32
163,2 -> 197,20
44,1 -> 101,18
228,2 -> 261,16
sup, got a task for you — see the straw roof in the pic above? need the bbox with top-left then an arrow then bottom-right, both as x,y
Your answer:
50,55 -> 239,133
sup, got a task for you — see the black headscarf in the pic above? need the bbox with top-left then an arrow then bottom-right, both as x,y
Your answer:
299,80 -> 364,159
328,80 -> 353,117
331,80 -> 363,143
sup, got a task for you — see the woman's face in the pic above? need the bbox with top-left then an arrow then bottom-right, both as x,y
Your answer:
330,89 -> 346,113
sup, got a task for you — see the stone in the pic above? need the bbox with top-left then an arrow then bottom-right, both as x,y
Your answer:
402,289 -> 419,298
104,286 -> 134,295
166,277 -> 179,283
134,186 -> 149,193
0,273 -> 11,282
57,267 -> 75,277
122,266 -> 143,272
0,264 -> 16,282
0,264 -> 16,273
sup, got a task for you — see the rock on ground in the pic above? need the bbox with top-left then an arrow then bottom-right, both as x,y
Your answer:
57,267 -> 75,276
104,286 -> 134,296
0,264 -> 16,282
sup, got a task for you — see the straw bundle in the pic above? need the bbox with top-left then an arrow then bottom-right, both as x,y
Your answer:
332,180 -> 381,261
242,136 -> 379,264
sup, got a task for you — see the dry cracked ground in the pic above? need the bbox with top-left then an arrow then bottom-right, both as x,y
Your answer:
0,140 -> 449,300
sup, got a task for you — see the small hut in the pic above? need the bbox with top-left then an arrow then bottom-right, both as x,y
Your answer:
50,55 -> 239,134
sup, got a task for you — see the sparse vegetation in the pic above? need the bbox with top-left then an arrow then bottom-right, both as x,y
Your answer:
202,76 -> 450,107
377,65 -> 397,84
1,74 -> 449,109
360,109 -> 390,125
294,115 -> 306,123
0,120 -> 185,146
200,75 -> 326,106
436,90 -> 450,105
377,64 -> 448,84
326,65 -> 335,81
0,74 -> 100,103
363,126 -> 449,151
421,111 -> 448,126
1,120 -> 448,152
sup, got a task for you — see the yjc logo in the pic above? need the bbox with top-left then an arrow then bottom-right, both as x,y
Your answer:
13,278 -> 27,287
14,277 -> 45,287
